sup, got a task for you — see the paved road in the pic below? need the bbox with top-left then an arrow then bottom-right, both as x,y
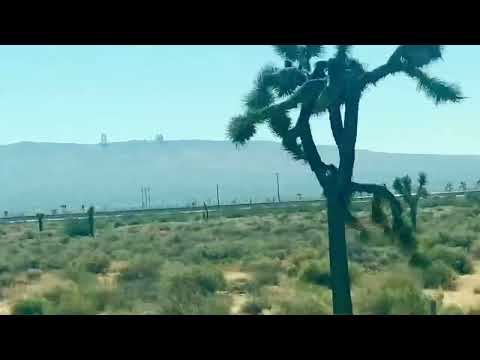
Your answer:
1,190 -> 478,225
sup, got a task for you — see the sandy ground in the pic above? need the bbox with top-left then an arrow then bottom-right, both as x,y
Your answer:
223,270 -> 253,315
425,263 -> 480,312
0,301 -> 9,315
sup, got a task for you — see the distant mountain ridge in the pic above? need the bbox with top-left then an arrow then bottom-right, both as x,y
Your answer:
1,140 -> 479,214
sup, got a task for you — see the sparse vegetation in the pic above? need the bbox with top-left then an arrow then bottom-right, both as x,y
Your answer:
1,193 -> 480,315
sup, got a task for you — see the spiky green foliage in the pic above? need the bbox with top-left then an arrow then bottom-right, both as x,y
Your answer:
393,176 -> 413,200
393,173 -> 429,232
244,64 -> 278,110
404,67 -> 463,104
305,45 -> 325,58
418,172 -> 427,187
271,67 -> 307,97
371,196 -> 388,227
445,182 -> 453,192
396,45 -> 444,68
273,45 -> 300,61
267,109 -> 292,138
334,45 -> 353,60
227,114 -> 258,146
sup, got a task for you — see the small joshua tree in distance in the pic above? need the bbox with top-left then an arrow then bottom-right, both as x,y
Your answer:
393,172 -> 428,232
445,182 -> 453,192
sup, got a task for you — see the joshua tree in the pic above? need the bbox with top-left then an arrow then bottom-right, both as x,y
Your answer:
36,213 -> 45,232
445,182 -> 453,192
459,181 -> 467,192
228,45 -> 463,314
87,206 -> 95,237
202,202 -> 209,221
393,173 -> 428,232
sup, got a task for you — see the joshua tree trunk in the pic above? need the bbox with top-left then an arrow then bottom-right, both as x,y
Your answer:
87,206 -> 95,237
411,204 -> 418,232
36,213 -> 44,232
326,196 -> 353,314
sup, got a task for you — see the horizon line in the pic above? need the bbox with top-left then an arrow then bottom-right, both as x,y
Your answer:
1,139 -> 480,157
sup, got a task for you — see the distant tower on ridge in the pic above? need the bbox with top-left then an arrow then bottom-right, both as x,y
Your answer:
101,133 -> 108,146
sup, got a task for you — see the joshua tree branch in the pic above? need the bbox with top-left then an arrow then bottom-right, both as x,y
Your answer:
360,61 -> 403,88
351,182 -> 403,222
328,102 -> 344,148
295,100 -> 337,188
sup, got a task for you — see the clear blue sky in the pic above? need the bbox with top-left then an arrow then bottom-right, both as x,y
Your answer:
0,45 -> 477,155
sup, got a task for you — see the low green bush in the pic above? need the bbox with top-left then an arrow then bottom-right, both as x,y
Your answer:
356,271 -> 430,315
247,258 -> 283,287
299,260 -> 331,288
439,304 -> 464,315
77,252 -> 110,274
241,296 -> 270,315
64,218 -> 90,237
275,293 -> 331,315
118,256 -> 162,282
428,245 -> 474,275
422,260 -> 456,290
12,298 -> 47,315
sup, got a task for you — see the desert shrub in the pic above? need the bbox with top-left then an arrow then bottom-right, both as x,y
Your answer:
113,221 -> 125,228
349,244 -> 401,271
60,236 -> 71,245
188,242 -> 246,262
470,241 -> 480,259
439,304 -> 464,315
275,293 -> 331,315
474,286 -> 480,295
18,230 -> 35,240
0,272 -> 14,287
81,285 -> 123,313
437,231 -> 475,249
428,245 -> 474,275
241,295 -> 271,315
118,256 -> 162,282
64,218 -> 90,237
166,265 -> 226,296
356,271 -> 430,315
160,265 -> 228,315
161,294 -> 230,315
45,290 -> 98,315
288,248 -> 319,267
0,260 -> 10,274
465,192 -> 480,204
409,251 -> 432,269
104,233 -> 120,242
422,261 -> 456,290
77,252 -> 110,274
12,298 -> 47,315
300,260 -> 331,288
247,258 -> 283,287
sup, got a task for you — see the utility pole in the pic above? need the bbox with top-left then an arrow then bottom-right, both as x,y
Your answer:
141,187 -> 145,209
216,184 -> 220,209
147,187 -> 151,208
275,172 -> 281,203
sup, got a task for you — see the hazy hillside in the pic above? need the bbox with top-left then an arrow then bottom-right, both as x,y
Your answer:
0,140 -> 479,214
